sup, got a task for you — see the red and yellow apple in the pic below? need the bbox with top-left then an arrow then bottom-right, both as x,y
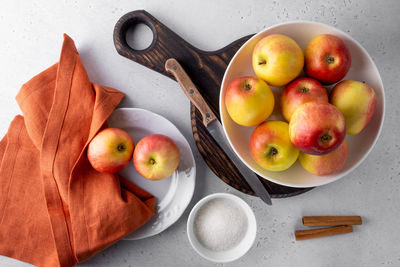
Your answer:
280,77 -> 328,121
331,80 -> 377,135
250,121 -> 299,171
225,76 -> 274,126
299,139 -> 348,176
252,34 -> 304,86
304,34 -> 351,84
87,128 -> 134,173
289,102 -> 346,155
133,134 -> 180,180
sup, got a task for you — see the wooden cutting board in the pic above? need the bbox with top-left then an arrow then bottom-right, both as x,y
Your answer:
113,10 -> 313,198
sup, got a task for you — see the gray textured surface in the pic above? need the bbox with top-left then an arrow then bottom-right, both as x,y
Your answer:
0,0 -> 399,266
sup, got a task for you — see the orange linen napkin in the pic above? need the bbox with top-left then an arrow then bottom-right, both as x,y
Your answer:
0,34 -> 155,267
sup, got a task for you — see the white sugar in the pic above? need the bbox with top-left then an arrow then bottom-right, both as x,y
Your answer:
193,198 -> 248,251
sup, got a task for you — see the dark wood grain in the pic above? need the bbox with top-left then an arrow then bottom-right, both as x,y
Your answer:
114,10 -> 313,198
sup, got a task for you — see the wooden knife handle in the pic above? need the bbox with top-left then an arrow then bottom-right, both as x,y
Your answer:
165,58 -> 217,126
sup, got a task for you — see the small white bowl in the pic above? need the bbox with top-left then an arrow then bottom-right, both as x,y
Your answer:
220,21 -> 385,188
187,193 -> 257,263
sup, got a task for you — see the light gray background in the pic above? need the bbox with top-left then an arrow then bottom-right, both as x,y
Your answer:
0,0 -> 399,266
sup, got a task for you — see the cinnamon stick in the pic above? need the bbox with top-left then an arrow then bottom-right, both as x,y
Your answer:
302,216 -> 362,227
295,225 -> 353,241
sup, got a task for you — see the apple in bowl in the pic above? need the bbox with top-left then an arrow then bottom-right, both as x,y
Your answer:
250,121 -> 299,172
252,34 -> 304,86
304,34 -> 351,84
133,134 -> 180,180
299,139 -> 348,176
280,77 -> 328,122
289,102 -> 346,155
88,128 -> 134,173
331,80 -> 377,135
224,76 -> 274,126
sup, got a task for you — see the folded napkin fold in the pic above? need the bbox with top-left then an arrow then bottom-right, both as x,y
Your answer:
0,34 -> 155,267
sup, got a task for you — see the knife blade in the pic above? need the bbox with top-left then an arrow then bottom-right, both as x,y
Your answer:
165,58 -> 272,205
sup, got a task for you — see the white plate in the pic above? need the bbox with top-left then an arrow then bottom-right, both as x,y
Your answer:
220,21 -> 385,188
108,108 -> 196,240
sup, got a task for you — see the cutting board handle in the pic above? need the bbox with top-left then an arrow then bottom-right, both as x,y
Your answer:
114,10 -> 196,79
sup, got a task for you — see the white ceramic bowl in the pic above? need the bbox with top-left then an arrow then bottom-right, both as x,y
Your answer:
187,193 -> 257,263
220,21 -> 385,188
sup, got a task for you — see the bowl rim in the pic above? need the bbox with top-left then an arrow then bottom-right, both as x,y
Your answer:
186,193 -> 257,263
219,20 -> 386,188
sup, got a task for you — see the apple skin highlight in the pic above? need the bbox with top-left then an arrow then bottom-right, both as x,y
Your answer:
299,139 -> 348,176
87,128 -> 134,173
289,102 -> 346,155
280,77 -> 329,122
250,120 -> 299,172
252,34 -> 304,87
304,34 -> 351,85
331,80 -> 377,135
225,76 -> 274,127
133,134 -> 180,180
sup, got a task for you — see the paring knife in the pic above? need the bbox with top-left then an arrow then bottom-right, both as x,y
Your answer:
165,58 -> 272,205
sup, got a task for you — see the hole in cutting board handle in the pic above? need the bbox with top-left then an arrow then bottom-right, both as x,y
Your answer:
125,23 -> 154,51
114,10 -> 158,55
114,10 -> 200,78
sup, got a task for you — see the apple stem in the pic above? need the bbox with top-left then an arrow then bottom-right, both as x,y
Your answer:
117,144 -> 125,151
258,58 -> 267,66
244,83 -> 252,91
325,55 -> 335,64
299,87 -> 309,93
321,133 -> 332,143
269,147 -> 278,157
149,158 -> 156,165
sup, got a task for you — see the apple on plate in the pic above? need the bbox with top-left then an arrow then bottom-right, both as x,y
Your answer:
225,76 -> 274,127
331,80 -> 377,135
304,34 -> 351,84
133,134 -> 180,180
299,139 -> 348,176
289,102 -> 346,155
87,128 -> 134,173
250,120 -> 299,172
252,34 -> 304,86
280,77 -> 329,122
